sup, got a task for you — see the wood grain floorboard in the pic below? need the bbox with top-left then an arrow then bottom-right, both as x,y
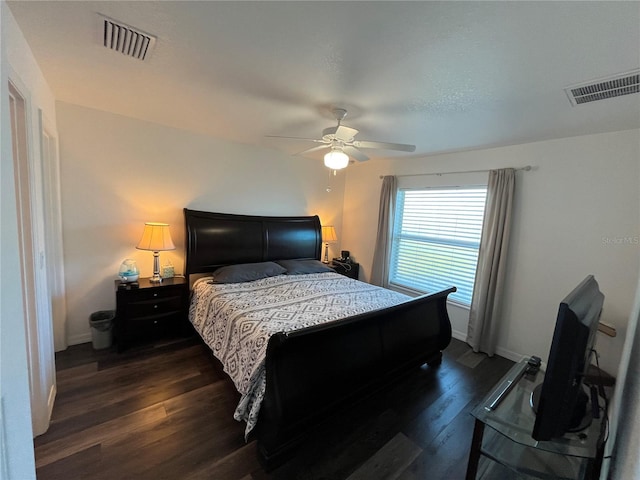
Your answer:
35,444 -> 103,480
181,441 -> 262,480
398,356 -> 514,479
35,337 -> 513,480
346,433 -> 422,480
266,408 -> 403,480
36,402 -> 168,468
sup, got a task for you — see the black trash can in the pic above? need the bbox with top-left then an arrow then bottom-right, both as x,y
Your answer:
89,310 -> 115,349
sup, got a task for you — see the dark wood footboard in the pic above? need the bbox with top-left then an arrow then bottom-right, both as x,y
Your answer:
256,286 -> 455,468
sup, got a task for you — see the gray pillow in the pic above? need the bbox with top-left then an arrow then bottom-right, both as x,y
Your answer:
276,259 -> 333,275
211,261 -> 286,284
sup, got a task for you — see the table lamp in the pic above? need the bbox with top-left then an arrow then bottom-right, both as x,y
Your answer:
321,225 -> 337,264
136,222 -> 175,283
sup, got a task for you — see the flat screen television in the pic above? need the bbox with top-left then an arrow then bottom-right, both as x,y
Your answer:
531,275 -> 604,441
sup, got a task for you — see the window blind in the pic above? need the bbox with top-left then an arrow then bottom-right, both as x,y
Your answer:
389,187 -> 487,305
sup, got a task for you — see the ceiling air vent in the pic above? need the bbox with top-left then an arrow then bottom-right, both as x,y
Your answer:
565,70 -> 639,106
99,14 -> 156,61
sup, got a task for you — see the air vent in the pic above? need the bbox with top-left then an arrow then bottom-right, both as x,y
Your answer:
99,15 -> 156,61
565,70 -> 639,106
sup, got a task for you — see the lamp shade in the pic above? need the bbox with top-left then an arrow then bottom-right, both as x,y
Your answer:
321,225 -> 337,243
136,222 -> 175,251
324,150 -> 349,170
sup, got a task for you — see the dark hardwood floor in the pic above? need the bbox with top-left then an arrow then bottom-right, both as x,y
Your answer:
35,336 -> 513,479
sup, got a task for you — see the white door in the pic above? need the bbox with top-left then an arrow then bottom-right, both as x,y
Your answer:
9,80 -> 56,436
40,113 -> 67,352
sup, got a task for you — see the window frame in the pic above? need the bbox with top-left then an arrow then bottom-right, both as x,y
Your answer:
387,183 -> 488,308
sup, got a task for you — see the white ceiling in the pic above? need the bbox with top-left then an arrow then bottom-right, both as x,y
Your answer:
8,1 -> 640,162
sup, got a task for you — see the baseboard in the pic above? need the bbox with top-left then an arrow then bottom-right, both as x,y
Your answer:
46,383 -> 56,431
67,332 -> 91,346
69,328 -> 529,362
32,382 -> 57,437
451,328 -> 525,363
451,329 -> 467,343
494,345 -> 525,363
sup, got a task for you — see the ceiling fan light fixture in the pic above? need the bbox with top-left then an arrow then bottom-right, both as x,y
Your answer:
324,149 -> 349,170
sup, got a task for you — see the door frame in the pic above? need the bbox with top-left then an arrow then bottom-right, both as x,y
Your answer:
8,74 -> 56,437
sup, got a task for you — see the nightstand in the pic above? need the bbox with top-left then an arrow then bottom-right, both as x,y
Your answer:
114,277 -> 188,352
329,262 -> 360,280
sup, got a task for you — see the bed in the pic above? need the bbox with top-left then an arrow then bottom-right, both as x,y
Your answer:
184,208 -> 455,468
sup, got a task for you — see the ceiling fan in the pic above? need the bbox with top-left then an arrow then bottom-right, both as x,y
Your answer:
267,108 -> 416,170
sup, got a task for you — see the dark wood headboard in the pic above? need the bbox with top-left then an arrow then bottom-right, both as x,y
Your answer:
184,209 -> 322,278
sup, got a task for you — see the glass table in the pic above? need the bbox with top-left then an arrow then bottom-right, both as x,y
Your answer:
466,359 -> 606,480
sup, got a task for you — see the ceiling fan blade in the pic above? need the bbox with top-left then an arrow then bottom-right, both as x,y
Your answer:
295,144 -> 330,156
344,146 -> 369,162
352,140 -> 416,152
335,125 -> 359,141
265,135 -> 324,143
332,125 -> 359,141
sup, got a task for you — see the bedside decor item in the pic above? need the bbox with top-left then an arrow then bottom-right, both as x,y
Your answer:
162,260 -> 175,279
321,225 -> 337,263
136,222 -> 175,283
118,259 -> 139,283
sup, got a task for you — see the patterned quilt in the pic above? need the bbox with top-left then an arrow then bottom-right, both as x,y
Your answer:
189,272 -> 410,437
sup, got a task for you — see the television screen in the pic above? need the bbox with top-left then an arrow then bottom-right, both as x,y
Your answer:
531,275 -> 604,441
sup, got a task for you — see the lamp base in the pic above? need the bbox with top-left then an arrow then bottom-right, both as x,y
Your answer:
150,251 -> 163,282
323,243 -> 330,264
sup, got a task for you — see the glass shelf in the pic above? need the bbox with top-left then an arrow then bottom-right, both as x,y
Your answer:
479,426 -> 589,479
468,359 -> 605,480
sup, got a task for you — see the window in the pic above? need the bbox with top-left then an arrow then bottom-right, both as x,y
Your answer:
389,186 -> 487,306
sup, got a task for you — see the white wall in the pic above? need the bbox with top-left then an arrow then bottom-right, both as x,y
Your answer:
342,129 -> 640,375
56,102 -> 347,345
4,0 -> 60,438
0,2 -> 39,477
605,276 -> 640,478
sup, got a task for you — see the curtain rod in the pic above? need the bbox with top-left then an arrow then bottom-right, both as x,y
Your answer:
379,165 -> 532,179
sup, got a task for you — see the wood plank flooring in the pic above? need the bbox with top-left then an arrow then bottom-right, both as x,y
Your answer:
35,336 -> 513,479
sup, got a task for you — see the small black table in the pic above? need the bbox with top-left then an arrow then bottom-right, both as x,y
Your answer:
329,261 -> 359,280
114,277 -> 189,352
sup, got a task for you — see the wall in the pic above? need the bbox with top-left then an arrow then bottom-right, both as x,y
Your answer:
605,277 -> 640,478
342,129 -> 640,375
5,0 -> 61,438
56,102 -> 347,345
0,1 -> 40,477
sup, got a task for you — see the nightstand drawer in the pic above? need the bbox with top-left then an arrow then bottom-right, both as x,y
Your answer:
126,311 -> 179,339
125,295 -> 183,317
121,285 -> 183,302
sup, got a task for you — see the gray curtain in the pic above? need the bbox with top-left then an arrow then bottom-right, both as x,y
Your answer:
467,168 -> 515,356
371,175 -> 396,287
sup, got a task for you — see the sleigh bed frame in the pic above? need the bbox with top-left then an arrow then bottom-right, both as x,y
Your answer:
184,208 -> 454,468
